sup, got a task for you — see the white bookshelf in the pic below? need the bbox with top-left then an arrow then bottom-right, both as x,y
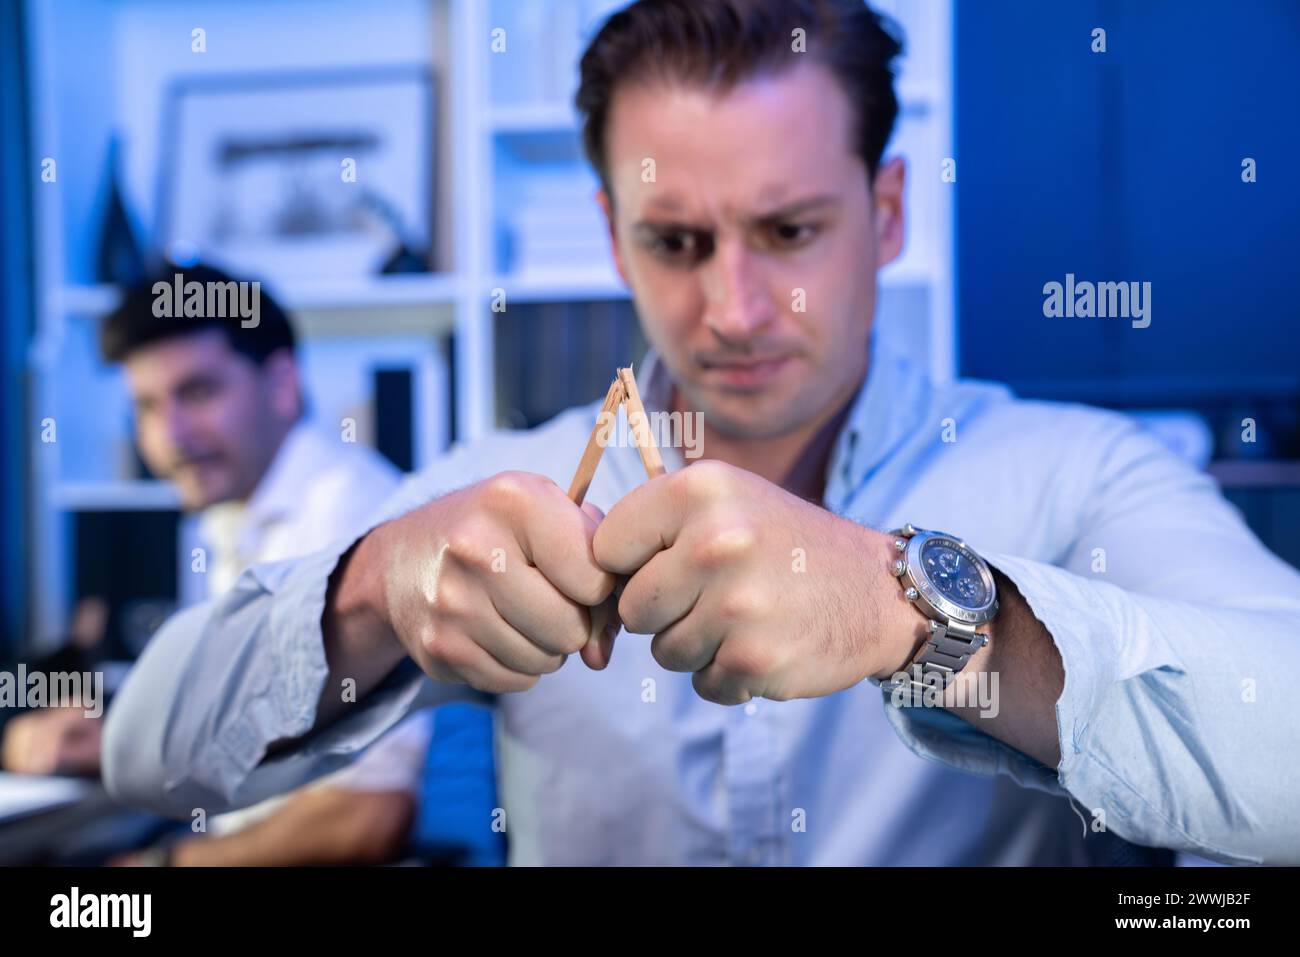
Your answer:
23,0 -> 955,647
49,481 -> 180,512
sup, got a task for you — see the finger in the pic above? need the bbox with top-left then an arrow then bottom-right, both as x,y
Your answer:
649,611 -> 722,674
463,586 -> 568,676
591,472 -> 686,574
577,502 -> 622,668
429,633 -> 542,695
691,659 -> 757,707
487,559 -> 591,655
580,594 -> 623,670
617,546 -> 703,635
518,481 -> 617,607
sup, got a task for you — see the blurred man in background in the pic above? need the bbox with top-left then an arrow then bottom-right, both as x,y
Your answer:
5,264 -> 441,866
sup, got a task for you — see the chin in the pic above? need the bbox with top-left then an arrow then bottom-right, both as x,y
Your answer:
698,400 -> 804,441
175,487 -> 211,512
176,476 -> 230,512
708,381 -> 806,430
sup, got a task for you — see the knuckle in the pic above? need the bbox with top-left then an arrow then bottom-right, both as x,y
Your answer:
555,627 -> 588,655
538,651 -> 569,674
420,637 -> 472,685
691,671 -> 727,705
412,621 -> 438,655
717,583 -> 770,622
650,633 -> 692,672
435,577 -> 471,619
445,522 -> 491,569
426,631 -> 470,671
679,459 -> 732,501
573,568 -> 616,607
617,592 -> 650,635
714,640 -> 774,680
691,520 -> 758,569
479,471 -> 532,514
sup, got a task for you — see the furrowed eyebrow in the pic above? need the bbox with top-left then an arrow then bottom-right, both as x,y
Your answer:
749,194 -> 839,222
632,194 -> 840,232
630,219 -> 706,234
173,371 -> 222,395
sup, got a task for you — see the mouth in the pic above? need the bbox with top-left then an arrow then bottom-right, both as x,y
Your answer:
698,355 -> 793,390
172,453 -> 223,476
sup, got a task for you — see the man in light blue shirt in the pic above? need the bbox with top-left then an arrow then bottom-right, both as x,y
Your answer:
103,0 -> 1300,865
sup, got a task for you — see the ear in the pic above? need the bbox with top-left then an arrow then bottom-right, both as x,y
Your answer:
596,187 -> 630,286
871,156 -> 906,269
261,349 -> 302,423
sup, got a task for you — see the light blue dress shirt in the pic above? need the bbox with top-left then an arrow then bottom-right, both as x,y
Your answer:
103,338 -> 1300,865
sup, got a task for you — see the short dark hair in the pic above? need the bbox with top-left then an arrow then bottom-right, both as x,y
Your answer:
99,263 -> 295,365
575,0 -> 903,195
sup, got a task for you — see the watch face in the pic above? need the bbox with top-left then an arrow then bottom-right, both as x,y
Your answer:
920,538 -> 991,609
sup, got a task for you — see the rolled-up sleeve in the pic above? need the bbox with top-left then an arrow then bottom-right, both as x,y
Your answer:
880,416 -> 1300,865
103,513 -> 480,819
101,423 -> 587,819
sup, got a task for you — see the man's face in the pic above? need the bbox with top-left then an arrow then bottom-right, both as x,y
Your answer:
599,59 -> 904,440
123,330 -> 297,509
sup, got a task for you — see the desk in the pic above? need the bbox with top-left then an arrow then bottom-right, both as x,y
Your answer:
0,774 -> 172,865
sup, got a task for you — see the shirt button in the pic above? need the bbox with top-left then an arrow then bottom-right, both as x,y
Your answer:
744,702 -> 758,716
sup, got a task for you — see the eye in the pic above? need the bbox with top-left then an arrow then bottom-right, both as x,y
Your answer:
179,380 -> 218,404
654,233 -> 691,255
639,228 -> 713,266
765,221 -> 819,249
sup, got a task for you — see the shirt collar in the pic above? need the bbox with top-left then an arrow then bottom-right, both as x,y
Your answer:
823,335 -> 932,510
635,336 -> 931,509
246,420 -> 335,523
196,420 -> 324,543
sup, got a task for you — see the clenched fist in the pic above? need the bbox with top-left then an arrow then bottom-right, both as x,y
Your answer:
592,460 -> 926,704
345,471 -> 620,694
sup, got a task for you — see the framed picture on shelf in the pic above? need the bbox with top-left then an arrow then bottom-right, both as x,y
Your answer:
157,67 -> 435,283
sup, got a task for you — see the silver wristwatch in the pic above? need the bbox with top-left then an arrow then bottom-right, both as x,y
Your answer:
874,524 -> 999,702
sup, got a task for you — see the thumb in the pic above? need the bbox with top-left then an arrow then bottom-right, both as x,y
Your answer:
577,499 -> 619,669
580,593 -> 622,671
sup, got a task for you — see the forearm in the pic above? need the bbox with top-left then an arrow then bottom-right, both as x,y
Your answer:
864,531 -> 1064,768
882,549 -> 1300,864
104,540 -> 442,818
854,415 -> 1300,862
171,787 -> 415,867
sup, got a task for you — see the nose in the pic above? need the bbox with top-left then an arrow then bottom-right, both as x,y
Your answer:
161,399 -> 196,449
700,238 -> 776,345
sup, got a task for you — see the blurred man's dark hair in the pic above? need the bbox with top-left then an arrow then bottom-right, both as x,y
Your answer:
576,0 -> 903,196
99,262 -> 295,364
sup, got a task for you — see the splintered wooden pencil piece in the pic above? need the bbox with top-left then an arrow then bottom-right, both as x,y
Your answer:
567,365 -> 667,506
567,375 -> 625,505
618,364 -> 666,479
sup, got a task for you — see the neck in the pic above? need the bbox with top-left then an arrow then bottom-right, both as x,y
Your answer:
236,416 -> 299,505
674,361 -> 867,503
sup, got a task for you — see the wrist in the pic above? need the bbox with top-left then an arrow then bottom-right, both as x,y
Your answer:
860,528 -> 930,681
324,523 -> 404,668
869,526 -> 1002,695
